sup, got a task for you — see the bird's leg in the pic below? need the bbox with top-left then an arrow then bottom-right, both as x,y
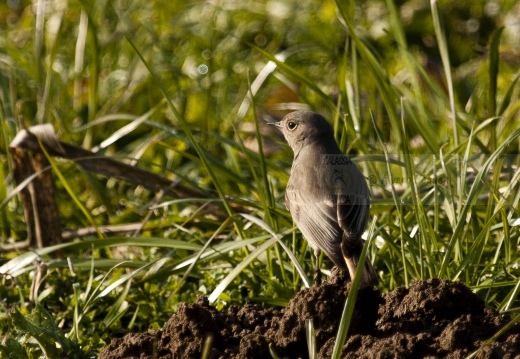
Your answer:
314,249 -> 322,286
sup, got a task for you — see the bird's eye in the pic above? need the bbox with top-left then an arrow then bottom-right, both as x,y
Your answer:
287,121 -> 297,131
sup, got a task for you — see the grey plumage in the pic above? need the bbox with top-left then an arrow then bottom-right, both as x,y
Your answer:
270,111 -> 378,286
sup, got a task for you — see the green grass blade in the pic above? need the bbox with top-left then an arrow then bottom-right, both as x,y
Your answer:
126,36 -> 236,221
465,312 -> 520,359
0,167 -> 45,210
96,106 -> 159,150
385,0 -> 438,153
247,44 -> 336,111
269,343 -> 282,359
173,217 -> 234,295
240,213 -> 311,288
401,98 -> 442,277
497,70 -> 520,116
102,280 -> 131,328
371,113 -> 411,284
333,0 -> 402,147
501,279 -> 520,312
10,305 -> 69,357
438,127 -> 520,278
166,236 -> 271,273
38,139 -> 103,238
201,335 -> 214,359
451,210 -> 501,281
430,0 -> 458,148
49,258 -> 149,271
208,237 -> 278,303
98,261 -> 155,297
488,27 -> 505,118
331,216 -> 377,359
248,72 -> 277,227
305,318 -> 317,359
207,213 -> 313,303
488,26 -> 505,152
0,237 -> 203,276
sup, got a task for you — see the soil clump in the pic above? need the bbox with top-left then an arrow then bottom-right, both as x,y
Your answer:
99,269 -> 520,358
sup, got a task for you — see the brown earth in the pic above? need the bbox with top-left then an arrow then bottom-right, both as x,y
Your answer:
99,269 -> 520,359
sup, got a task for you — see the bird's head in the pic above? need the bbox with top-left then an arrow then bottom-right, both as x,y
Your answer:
268,111 -> 334,152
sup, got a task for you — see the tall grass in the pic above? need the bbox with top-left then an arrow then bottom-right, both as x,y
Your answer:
0,0 -> 519,356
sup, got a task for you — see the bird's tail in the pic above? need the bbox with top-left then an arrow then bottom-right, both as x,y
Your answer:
342,242 -> 378,287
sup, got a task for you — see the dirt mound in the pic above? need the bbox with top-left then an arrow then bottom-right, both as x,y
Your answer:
99,269 -> 520,359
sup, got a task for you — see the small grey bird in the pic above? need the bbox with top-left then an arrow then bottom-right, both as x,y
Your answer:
269,111 -> 378,286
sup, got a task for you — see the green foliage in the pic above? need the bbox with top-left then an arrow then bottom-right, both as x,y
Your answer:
332,217 -> 378,359
1,0 -> 520,357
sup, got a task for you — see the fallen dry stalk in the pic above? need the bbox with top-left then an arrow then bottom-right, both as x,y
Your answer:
7,124 -> 226,252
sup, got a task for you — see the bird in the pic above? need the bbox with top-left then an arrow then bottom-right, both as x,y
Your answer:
269,111 -> 378,286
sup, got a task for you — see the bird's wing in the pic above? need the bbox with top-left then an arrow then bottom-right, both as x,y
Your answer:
286,184 -> 346,269
334,168 -> 370,254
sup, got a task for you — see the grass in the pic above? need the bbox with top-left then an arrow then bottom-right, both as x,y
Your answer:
1,0 -> 520,357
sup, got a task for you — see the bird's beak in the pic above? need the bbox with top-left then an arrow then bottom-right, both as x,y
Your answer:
268,121 -> 282,128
